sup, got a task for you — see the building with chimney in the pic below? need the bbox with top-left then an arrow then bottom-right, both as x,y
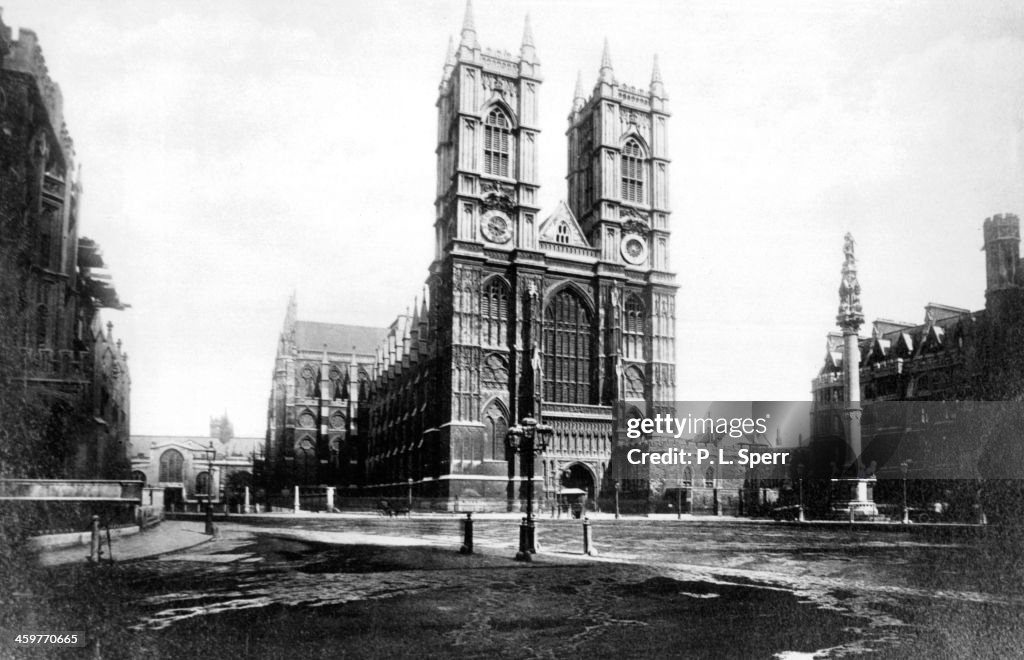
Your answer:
0,11 -> 130,481
264,3 -> 677,511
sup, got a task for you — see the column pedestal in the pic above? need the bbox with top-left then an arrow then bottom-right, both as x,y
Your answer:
830,478 -> 878,518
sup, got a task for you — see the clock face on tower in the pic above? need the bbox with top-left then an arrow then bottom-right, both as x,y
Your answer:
481,211 -> 513,244
621,235 -> 649,265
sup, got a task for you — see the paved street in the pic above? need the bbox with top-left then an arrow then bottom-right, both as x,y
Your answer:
6,516 -> 1023,658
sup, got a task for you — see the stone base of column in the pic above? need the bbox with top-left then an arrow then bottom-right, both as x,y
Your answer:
829,478 -> 878,518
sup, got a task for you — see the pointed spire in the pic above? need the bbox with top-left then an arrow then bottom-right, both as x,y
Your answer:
650,53 -> 665,99
600,37 -> 615,84
459,0 -> 478,50
520,14 -> 537,64
601,38 -> 613,69
442,35 -> 456,78
573,70 -> 585,110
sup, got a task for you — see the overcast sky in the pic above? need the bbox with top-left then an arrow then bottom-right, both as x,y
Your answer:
5,0 -> 1024,437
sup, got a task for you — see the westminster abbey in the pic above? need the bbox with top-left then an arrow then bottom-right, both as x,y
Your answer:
265,3 -> 676,510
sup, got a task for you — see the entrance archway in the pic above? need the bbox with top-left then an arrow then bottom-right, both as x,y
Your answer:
560,463 -> 596,499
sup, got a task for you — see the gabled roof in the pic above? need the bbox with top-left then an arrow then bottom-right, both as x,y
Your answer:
924,303 -> 970,323
873,319 -> 916,337
539,201 -> 589,246
294,321 -> 386,356
867,337 -> 891,362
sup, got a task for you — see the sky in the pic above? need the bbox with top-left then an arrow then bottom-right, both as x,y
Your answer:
4,0 -> 1024,437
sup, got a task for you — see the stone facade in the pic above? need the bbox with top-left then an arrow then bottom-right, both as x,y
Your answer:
263,294 -> 385,491
263,6 -> 678,511
0,12 -> 130,480
361,7 -> 676,511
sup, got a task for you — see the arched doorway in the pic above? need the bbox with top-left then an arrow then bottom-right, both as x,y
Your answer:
560,463 -> 596,498
559,463 -> 596,517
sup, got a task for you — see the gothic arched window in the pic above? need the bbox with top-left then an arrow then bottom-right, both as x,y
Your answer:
623,365 -> 644,400
158,449 -> 184,483
623,295 -> 644,360
484,108 -> 512,177
481,278 -> 509,346
682,466 -> 693,487
482,401 -> 508,460
543,288 -> 592,404
621,139 -> 646,204
704,466 -> 715,488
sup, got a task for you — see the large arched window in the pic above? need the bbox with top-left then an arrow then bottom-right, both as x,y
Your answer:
543,288 -> 592,404
484,108 -> 512,177
621,139 -> 646,204
623,295 -> 644,360
158,449 -> 184,483
481,278 -> 509,346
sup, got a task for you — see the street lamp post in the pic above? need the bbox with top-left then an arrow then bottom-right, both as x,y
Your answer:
407,478 -> 414,511
900,461 -> 909,524
614,480 -> 620,520
204,441 -> 215,535
506,417 -> 553,562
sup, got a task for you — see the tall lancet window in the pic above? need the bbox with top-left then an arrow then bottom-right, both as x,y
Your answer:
481,278 -> 509,346
484,108 -> 512,177
543,289 -> 592,404
623,295 -> 644,360
621,139 -> 646,204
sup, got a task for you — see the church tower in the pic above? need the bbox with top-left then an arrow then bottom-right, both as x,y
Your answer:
566,44 -> 676,409
434,3 -> 542,257
428,2 -> 545,504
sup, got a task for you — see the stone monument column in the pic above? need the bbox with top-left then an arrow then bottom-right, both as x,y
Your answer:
836,232 -> 864,474
834,233 -> 876,516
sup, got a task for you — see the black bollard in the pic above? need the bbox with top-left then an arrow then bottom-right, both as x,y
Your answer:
459,512 -> 474,554
582,516 -> 597,556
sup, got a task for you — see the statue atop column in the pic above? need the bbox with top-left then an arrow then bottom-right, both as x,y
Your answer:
837,232 -> 864,331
